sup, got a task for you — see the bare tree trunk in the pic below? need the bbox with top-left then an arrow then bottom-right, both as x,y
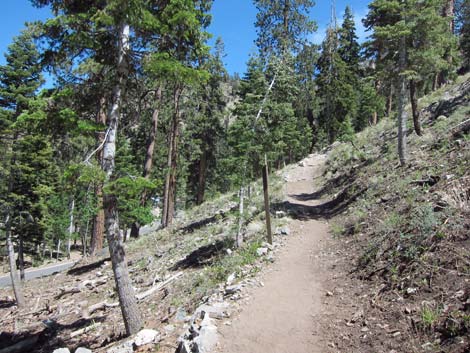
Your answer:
162,87 -> 182,228
131,87 -> 162,238
67,199 -> 74,260
236,186 -> 244,248
56,239 -> 61,261
90,97 -> 107,256
18,235 -> 25,281
387,84 -> 393,117
196,149 -> 207,205
409,79 -> 422,136
102,22 -> 142,336
5,214 -> 25,308
397,36 -> 408,167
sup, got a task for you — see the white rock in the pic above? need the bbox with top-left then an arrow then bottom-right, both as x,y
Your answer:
194,316 -> 218,353
134,329 -> 160,347
53,349 -> 70,353
226,272 -> 236,286
75,348 -> 92,353
256,247 -> 269,256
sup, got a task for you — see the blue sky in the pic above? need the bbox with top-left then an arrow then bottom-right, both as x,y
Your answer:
0,0 -> 371,76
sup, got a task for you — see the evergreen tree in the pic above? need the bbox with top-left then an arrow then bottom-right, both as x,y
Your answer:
457,0 -> 470,71
316,27 -> 356,144
0,28 -> 45,307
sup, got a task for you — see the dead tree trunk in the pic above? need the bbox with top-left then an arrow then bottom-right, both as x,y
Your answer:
409,79 -> 422,136
5,215 -> 25,308
387,84 -> 393,117
130,87 -> 162,238
102,22 -> 142,336
90,97 -> 107,256
397,36 -> 408,167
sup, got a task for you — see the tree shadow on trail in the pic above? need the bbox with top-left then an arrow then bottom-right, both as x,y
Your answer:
273,185 -> 367,220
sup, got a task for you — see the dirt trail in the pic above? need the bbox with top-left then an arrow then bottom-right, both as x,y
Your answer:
217,154 -> 335,353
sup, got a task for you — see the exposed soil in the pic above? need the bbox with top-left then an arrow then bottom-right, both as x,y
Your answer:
216,154 -> 353,352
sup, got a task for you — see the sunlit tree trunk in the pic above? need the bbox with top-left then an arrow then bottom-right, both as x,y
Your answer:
90,96 -> 107,255
102,22 -> 142,336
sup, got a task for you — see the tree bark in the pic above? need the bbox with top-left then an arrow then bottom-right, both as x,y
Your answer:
397,36 -> 408,167
90,97 -> 107,256
102,22 -> 142,336
409,79 -> 422,136
5,214 -> 25,308
162,86 -> 182,228
130,87 -> 162,238
387,84 -> 393,117
236,186 -> 244,248
67,199 -> 74,259
18,235 -> 25,281
196,149 -> 207,205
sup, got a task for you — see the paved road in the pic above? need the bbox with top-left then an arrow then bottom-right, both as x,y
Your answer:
0,222 -> 160,288
0,261 -> 76,288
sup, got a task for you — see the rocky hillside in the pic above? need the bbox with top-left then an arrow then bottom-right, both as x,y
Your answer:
0,171 -> 291,353
322,74 -> 470,352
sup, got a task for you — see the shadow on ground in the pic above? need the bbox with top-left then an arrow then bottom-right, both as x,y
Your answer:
67,257 -> 110,276
0,316 -> 109,353
170,238 -> 233,270
273,185 -> 367,220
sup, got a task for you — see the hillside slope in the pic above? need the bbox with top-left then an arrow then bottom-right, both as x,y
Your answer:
321,74 -> 470,352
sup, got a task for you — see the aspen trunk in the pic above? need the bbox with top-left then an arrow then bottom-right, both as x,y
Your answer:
5,214 -> 25,308
90,97 -> 107,255
131,87 -> 162,238
397,36 -> 408,167
409,79 -> 422,136
102,22 -> 142,336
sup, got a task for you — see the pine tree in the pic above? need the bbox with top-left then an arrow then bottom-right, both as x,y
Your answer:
457,0 -> 470,71
0,28 -> 45,307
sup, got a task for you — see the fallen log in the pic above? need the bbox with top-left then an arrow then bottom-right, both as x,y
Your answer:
70,322 -> 102,338
136,271 -> 183,301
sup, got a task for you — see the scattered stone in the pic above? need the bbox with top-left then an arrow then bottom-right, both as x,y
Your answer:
176,307 -> 188,322
256,247 -> 269,257
226,249 -> 233,256
406,287 -> 417,295
176,340 -> 192,353
164,324 -> 175,333
326,291 -> 334,297
75,348 -> 92,353
275,211 -> 286,218
392,331 -> 401,337
361,326 -> 370,332
106,340 -> 133,353
225,284 -> 242,295
134,329 -> 160,347
194,314 -> 219,353
226,273 -> 236,286
53,349 -> 71,353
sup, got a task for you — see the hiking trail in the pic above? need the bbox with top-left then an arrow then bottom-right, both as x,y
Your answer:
216,153 -> 340,353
